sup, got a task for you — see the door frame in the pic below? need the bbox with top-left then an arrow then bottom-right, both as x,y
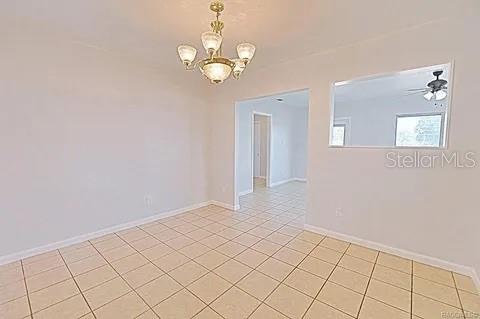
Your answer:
253,120 -> 262,178
251,112 -> 272,192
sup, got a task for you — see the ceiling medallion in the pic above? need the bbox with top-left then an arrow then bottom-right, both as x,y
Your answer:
177,1 -> 256,84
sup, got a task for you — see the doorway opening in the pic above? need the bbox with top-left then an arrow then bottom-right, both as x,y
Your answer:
234,89 -> 310,208
252,112 -> 272,191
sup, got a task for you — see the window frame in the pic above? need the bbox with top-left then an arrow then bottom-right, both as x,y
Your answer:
331,124 -> 347,147
328,62 -> 453,150
394,112 -> 446,148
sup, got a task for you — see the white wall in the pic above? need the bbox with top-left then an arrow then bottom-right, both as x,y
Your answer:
235,97 -> 308,194
0,20 -> 210,258
292,109 -> 309,179
209,13 -> 480,278
334,94 -> 447,147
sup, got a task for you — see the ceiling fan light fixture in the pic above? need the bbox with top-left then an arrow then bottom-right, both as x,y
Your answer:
435,90 -> 447,101
424,91 -> 434,101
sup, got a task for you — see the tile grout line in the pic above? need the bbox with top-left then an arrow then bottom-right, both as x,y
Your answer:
14,183 -> 474,319
155,205 -> 306,317
19,215 -> 462,319
12,204 -> 298,285
244,236 -> 330,319
17,226 -> 411,317
113,229 -> 230,319
58,251 -> 98,319
20,260 -> 34,318
451,273 -> 467,319
355,250 -> 380,318
19,250 -> 99,285
113,232 -> 218,318
19,253 -> 110,299
21,251 -> 98,318
300,242 -> 353,319
3,187 -> 303,319
133,204 -> 308,317
411,259 -> 414,319
87,236 -> 164,318
193,232 -> 305,318
1,238 -> 404,312
0,280 -> 30,306
115,219 -> 251,318
116,195 -> 304,317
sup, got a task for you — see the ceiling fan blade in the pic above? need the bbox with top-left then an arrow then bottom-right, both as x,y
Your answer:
407,88 -> 429,91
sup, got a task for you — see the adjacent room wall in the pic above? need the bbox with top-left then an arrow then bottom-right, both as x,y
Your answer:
291,108 -> 309,179
209,13 -> 480,278
334,94 -> 447,147
235,97 -> 308,195
0,20 -> 210,258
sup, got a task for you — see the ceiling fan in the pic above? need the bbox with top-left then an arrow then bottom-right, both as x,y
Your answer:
407,70 -> 448,101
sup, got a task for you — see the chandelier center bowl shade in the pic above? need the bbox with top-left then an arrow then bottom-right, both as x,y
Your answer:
176,1 -> 256,84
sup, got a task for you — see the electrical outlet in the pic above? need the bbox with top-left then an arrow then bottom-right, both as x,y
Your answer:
335,208 -> 343,217
144,195 -> 153,209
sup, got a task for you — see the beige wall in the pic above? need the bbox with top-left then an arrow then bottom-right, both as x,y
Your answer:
0,20 -> 210,257
209,14 -> 480,276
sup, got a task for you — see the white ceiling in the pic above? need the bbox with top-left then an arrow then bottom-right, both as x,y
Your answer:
239,89 -> 309,109
2,0 -> 478,72
334,63 -> 450,103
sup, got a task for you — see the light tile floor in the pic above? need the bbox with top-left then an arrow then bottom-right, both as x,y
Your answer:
253,177 -> 266,190
1,182 -> 479,318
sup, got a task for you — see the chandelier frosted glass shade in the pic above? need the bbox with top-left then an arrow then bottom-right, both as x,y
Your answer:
177,45 -> 197,66
233,59 -> 246,79
200,58 -> 234,84
435,90 -> 447,101
176,1 -> 255,84
424,91 -> 434,101
201,32 -> 223,53
424,90 -> 447,101
237,43 -> 256,62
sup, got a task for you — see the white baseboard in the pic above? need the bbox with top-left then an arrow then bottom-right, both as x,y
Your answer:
270,178 -> 307,187
238,189 -> 253,196
473,271 -> 480,293
269,178 -> 295,187
208,200 -> 240,211
305,224 -> 480,291
0,201 -> 214,267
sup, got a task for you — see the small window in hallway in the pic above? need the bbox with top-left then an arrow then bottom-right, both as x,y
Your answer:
331,124 -> 346,146
395,113 -> 443,147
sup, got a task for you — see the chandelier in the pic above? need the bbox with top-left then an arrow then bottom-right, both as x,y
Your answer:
177,1 -> 256,84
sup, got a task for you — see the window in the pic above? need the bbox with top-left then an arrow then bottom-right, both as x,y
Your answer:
330,63 -> 451,148
331,124 -> 346,146
395,114 -> 444,147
